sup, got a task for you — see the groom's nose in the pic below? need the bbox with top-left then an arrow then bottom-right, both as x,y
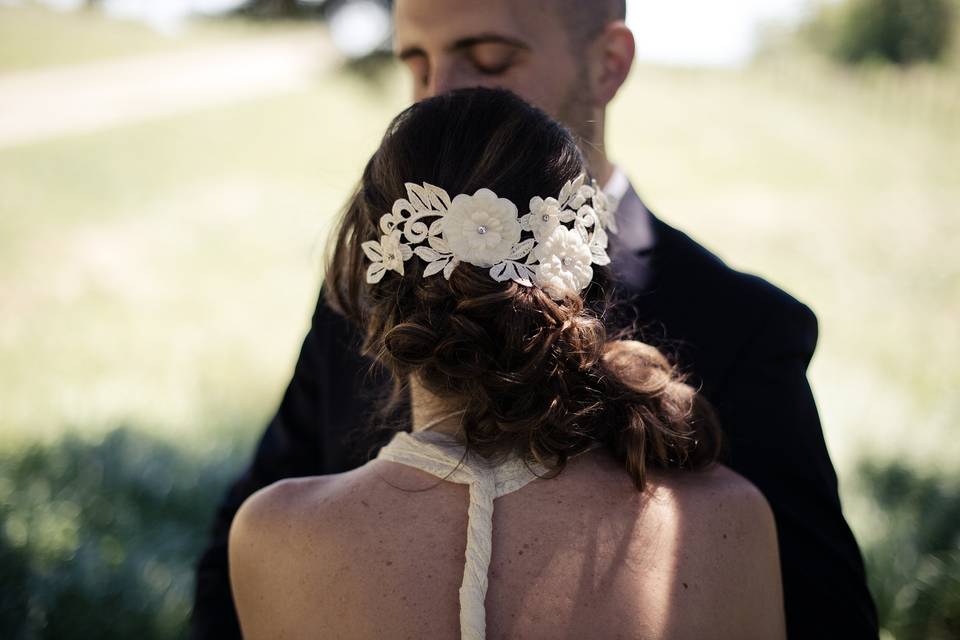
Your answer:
428,62 -> 466,97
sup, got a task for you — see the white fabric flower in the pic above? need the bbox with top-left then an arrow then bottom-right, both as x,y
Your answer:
533,226 -> 594,298
362,230 -> 413,283
442,188 -> 521,267
527,196 -> 562,242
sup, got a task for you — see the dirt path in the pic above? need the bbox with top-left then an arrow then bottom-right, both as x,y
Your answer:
0,30 -> 337,149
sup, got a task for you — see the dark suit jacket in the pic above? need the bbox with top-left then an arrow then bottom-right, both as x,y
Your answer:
190,211 -> 879,639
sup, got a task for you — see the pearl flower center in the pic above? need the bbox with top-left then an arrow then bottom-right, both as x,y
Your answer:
477,225 -> 487,235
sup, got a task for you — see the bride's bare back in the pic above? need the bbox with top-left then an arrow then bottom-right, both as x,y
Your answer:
230,447 -> 785,639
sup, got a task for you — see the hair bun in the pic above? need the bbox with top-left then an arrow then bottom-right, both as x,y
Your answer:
602,340 -> 678,394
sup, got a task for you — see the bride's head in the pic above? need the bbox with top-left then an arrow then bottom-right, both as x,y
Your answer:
326,87 -> 720,490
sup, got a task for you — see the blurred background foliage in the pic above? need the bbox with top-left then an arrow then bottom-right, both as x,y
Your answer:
1,1 -> 958,638
802,0 -> 957,65
1,428 -> 249,639
853,461 -> 960,639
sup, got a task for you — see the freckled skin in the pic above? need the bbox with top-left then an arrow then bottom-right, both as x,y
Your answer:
230,449 -> 786,639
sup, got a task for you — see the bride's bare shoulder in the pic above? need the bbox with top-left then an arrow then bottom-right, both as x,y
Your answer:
643,463 -> 786,639
229,469 -> 362,548
585,450 -> 772,516
228,472 -> 366,638
640,462 -> 779,548
229,475 -> 334,576
229,458 -> 458,550
650,463 -> 772,512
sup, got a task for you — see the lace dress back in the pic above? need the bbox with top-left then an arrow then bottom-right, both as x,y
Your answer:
374,430 -> 602,640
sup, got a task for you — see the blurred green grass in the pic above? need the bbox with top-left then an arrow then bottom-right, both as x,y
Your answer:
608,57 -> 960,475
0,6 -> 407,449
1,4 -> 958,638
0,4 -> 318,72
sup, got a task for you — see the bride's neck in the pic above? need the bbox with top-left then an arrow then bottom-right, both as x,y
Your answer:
409,375 -> 466,436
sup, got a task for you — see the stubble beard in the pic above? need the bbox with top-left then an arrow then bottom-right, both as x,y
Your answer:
555,61 -> 600,170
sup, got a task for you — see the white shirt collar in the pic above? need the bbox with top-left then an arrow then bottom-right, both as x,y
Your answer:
602,164 -> 655,253
602,164 -> 632,206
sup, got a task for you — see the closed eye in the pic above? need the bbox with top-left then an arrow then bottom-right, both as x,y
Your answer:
467,42 -> 521,76
400,52 -> 430,86
475,62 -> 511,75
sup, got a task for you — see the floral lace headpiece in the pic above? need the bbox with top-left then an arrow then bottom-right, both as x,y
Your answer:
361,173 -> 619,300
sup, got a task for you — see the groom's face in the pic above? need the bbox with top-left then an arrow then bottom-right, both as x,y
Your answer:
393,0 -> 593,132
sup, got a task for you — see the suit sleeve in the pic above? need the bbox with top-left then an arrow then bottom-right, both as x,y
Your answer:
715,299 -> 879,639
189,287 -> 369,639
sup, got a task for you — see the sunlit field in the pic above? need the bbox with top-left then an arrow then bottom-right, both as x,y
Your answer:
610,56 -> 960,475
1,4 -> 957,638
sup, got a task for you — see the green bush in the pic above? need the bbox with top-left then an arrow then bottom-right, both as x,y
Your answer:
1,429 -> 245,640
857,460 -> 960,639
807,0 -> 956,65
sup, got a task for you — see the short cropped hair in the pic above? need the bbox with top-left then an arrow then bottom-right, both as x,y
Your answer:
554,0 -> 627,49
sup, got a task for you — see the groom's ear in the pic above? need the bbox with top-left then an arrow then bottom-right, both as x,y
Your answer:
587,21 -> 635,107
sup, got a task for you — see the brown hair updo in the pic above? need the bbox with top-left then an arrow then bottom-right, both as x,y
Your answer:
325,87 -> 720,491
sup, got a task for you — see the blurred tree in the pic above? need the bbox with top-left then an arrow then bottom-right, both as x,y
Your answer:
235,0 -> 394,24
805,0 -> 956,65
235,0 -> 395,59
238,0 -> 320,18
